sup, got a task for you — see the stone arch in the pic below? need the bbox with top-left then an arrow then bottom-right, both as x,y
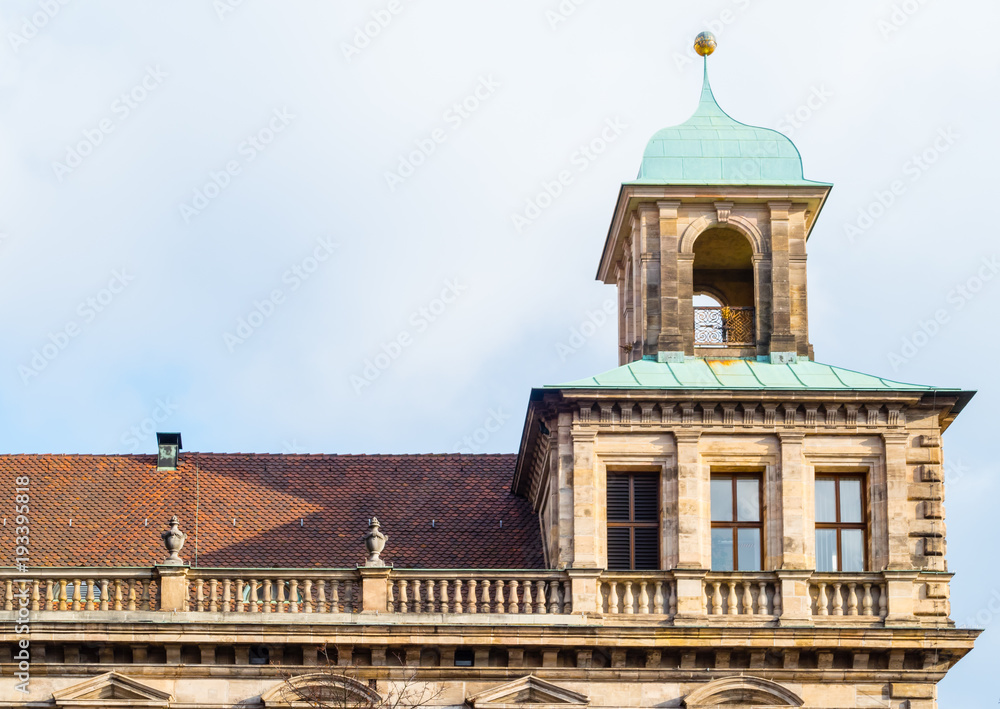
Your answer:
261,673 -> 382,707
679,214 -> 767,255
683,676 -> 804,707
693,284 -> 729,306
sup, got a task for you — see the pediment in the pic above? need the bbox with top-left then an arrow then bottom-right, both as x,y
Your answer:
684,676 -> 803,708
468,676 -> 590,708
262,673 -> 382,707
52,672 -> 173,707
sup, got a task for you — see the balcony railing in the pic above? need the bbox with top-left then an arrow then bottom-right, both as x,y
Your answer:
694,306 -> 755,347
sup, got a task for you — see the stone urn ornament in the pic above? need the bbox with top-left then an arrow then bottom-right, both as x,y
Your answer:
161,515 -> 186,565
363,517 -> 388,567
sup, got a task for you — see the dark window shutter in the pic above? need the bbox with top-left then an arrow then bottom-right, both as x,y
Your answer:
607,528 -> 631,570
633,528 -> 659,570
632,475 -> 659,522
607,474 -> 631,522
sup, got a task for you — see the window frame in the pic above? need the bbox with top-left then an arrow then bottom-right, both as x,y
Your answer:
814,473 -> 868,572
606,471 -> 660,570
710,472 -> 764,571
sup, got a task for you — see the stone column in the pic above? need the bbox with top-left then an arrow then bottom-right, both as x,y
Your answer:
556,412 -> 575,569
677,253 -> 696,355
752,253 -> 772,357
571,429 -> 598,567
768,202 -> 796,360
656,201 -> 684,360
638,206 -> 658,358
674,431 -> 706,568
882,433 -> 913,570
156,566 -> 190,612
778,433 -> 809,569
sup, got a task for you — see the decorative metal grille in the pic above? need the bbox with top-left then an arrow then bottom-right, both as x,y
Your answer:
694,306 -> 755,346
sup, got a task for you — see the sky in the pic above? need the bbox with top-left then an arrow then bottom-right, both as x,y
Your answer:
0,0 -> 997,703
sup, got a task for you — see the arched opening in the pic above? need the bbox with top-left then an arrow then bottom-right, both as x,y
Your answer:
692,228 -> 755,347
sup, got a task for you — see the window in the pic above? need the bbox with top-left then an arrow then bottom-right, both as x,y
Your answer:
815,475 -> 866,572
607,472 -> 659,569
710,474 -> 763,571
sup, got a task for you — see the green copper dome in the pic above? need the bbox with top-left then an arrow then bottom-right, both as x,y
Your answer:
635,61 -> 825,186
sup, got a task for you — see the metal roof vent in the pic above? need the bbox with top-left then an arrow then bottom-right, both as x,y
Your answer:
156,432 -> 182,470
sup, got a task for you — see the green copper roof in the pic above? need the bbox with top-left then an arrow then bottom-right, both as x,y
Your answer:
552,358 -> 958,392
633,61 -> 828,187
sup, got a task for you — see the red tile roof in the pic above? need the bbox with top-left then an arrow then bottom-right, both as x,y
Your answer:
0,454 -> 544,569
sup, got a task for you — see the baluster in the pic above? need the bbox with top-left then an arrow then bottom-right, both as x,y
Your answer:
421,579 -> 433,613
450,579 -> 461,613
46,580 -> 55,610
303,579 -> 313,613
741,582 -> 753,615
222,579 -> 232,612
128,580 -> 138,611
439,579 -> 450,613
394,578 -> 406,613
99,579 -> 109,611
726,581 -> 738,615
623,581 -> 635,614
59,579 -> 69,610
494,580 -> 504,613
316,579 -> 326,613
596,581 -> 605,613
607,581 -> 619,614
653,581 -> 664,614
32,580 -> 41,611
235,579 -> 245,612
772,582 -> 781,616
535,580 -> 546,614
757,581 -> 768,615
818,582 -> 829,616
668,581 -> 678,616
289,580 -> 300,613
73,579 -> 83,611
196,579 -> 205,611
521,580 -> 532,614
832,582 -> 843,615
847,583 -> 858,616
278,580 -> 288,613
563,580 -> 572,613
209,579 -> 219,612
711,581 -> 723,615
330,579 -> 340,613
3,580 -> 12,610
113,580 -> 123,611
878,583 -> 888,618
263,579 -> 272,613
141,580 -> 152,610
507,580 -> 519,613
84,579 -> 96,611
637,581 -> 650,614
481,578 -> 492,613
249,579 -> 259,612
862,583 -> 873,616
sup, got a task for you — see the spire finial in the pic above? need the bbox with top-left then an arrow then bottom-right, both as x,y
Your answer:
694,31 -> 717,57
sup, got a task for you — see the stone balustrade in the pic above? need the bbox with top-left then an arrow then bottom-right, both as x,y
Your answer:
387,570 -> 571,614
808,573 -> 887,618
0,567 -> 946,625
703,572 -> 780,617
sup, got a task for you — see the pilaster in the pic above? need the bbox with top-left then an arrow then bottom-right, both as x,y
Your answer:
571,428 -> 599,567
778,432 -> 809,569
674,430 -> 706,569
656,201 -> 684,359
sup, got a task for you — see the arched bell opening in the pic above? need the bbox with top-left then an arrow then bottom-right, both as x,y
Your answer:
692,228 -> 756,349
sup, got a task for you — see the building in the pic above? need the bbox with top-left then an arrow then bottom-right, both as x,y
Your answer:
0,34 -> 979,709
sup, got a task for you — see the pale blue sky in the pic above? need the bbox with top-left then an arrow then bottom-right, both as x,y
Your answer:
0,1 -> 997,703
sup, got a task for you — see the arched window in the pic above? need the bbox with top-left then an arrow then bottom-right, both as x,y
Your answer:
692,228 -> 756,347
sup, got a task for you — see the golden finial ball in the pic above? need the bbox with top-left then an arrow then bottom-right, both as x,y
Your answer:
694,31 -> 717,57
